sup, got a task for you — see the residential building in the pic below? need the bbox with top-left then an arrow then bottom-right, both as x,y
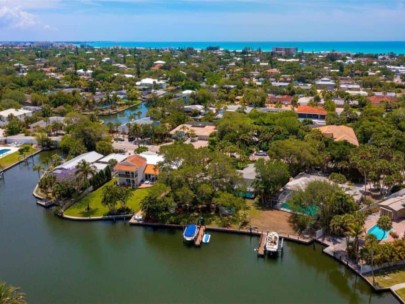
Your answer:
0,108 -> 33,126
272,47 -> 298,56
267,94 -> 293,105
114,154 -> 159,187
367,95 -> 398,105
379,189 -> 405,221
170,123 -> 217,141
315,78 -> 336,90
295,105 -> 327,124
317,125 -> 359,146
237,163 -> 256,198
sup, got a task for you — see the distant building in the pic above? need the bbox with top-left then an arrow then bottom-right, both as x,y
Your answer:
0,108 -> 32,126
170,123 -> 217,141
267,94 -> 293,105
367,95 -> 398,105
295,105 -> 327,124
272,47 -> 298,56
317,125 -> 359,146
315,78 -> 336,90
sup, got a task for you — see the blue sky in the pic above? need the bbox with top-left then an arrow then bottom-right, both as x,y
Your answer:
0,0 -> 404,41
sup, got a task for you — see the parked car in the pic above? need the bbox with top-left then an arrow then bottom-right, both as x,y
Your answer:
255,150 -> 267,156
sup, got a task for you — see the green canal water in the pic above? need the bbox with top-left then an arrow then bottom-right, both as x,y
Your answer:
0,152 -> 399,304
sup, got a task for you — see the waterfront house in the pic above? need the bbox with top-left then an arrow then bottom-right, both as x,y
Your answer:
317,125 -> 359,146
114,154 -> 160,187
236,163 -> 256,198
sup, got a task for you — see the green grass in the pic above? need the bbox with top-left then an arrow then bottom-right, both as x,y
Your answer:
0,147 -> 37,169
396,288 -> 405,302
64,180 -> 151,217
368,267 -> 405,288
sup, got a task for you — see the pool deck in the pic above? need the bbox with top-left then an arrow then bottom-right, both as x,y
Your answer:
365,213 -> 405,241
0,146 -> 19,159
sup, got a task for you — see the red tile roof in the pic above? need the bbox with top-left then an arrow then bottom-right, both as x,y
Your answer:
114,155 -> 146,172
295,105 -> 327,115
368,96 -> 398,104
267,95 -> 293,104
144,164 -> 159,175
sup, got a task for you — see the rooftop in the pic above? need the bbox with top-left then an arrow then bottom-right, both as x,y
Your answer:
56,151 -> 104,170
296,105 -> 327,115
317,125 -> 359,146
114,155 -> 147,172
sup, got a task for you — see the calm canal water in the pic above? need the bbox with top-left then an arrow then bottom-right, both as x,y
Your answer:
101,102 -> 148,125
0,152 -> 398,304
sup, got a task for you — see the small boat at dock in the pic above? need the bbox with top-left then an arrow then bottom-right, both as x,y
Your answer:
265,232 -> 279,254
183,224 -> 199,242
202,233 -> 211,244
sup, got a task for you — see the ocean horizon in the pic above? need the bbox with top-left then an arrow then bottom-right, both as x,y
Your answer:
74,41 -> 405,54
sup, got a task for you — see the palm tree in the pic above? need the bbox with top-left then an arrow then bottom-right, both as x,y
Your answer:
0,282 -> 27,304
75,160 -> 96,210
377,216 -> 392,240
32,164 -> 43,178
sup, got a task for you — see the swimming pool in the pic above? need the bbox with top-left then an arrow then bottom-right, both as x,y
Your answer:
0,148 -> 11,155
281,202 -> 318,216
368,225 -> 391,240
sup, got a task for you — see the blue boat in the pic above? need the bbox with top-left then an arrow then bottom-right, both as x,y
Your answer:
183,224 -> 199,242
202,233 -> 211,244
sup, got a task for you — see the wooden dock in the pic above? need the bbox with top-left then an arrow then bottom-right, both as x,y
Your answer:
194,226 -> 206,246
257,232 -> 266,257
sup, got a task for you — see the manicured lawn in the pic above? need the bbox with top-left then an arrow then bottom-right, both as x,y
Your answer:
64,180 -> 151,217
368,267 -> 405,288
0,147 -> 38,169
396,288 -> 405,302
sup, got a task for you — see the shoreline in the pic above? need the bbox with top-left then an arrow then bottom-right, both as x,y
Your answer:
83,101 -> 142,117
1,148 -> 42,172
54,210 -> 404,302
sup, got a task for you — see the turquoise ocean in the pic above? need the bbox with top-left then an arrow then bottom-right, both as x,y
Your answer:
78,41 -> 405,54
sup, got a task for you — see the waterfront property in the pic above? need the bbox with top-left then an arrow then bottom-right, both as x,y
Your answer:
0,145 -> 37,168
114,154 -> 159,187
0,146 -> 18,159
64,179 -> 151,217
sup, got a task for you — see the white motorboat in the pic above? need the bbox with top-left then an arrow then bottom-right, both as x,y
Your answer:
265,232 -> 279,253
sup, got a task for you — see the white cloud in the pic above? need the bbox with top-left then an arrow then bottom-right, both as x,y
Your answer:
0,4 -> 56,31
0,6 -> 38,28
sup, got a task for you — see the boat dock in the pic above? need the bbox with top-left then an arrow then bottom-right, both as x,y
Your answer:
194,226 -> 206,246
36,199 -> 55,208
257,232 -> 266,256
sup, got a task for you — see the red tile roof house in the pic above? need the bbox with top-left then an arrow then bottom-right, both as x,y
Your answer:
267,94 -> 293,105
114,155 -> 159,188
367,95 -> 398,105
295,105 -> 327,121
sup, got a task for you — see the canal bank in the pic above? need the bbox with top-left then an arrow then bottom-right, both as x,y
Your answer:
0,151 -> 400,304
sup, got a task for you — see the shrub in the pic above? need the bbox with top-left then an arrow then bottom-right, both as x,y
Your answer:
389,231 -> 399,239
329,173 -> 347,184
